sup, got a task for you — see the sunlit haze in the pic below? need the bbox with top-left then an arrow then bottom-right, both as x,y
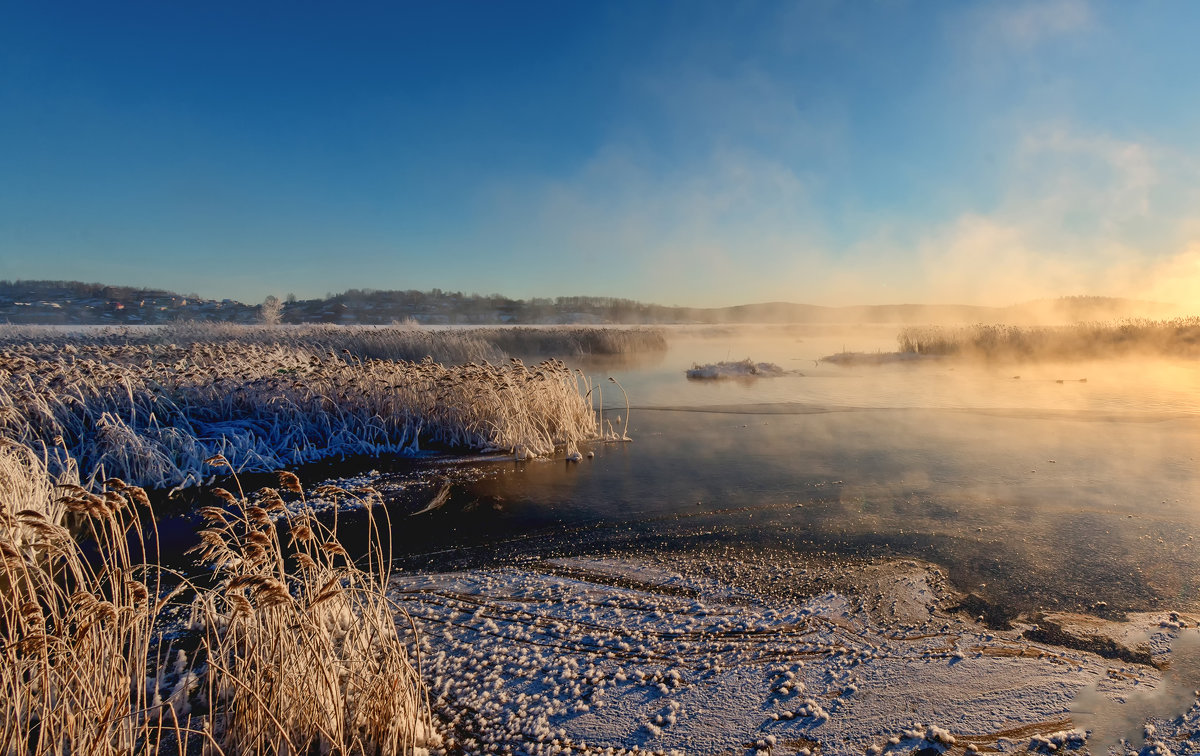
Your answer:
3,1 -> 1200,308
8,5 -> 1200,746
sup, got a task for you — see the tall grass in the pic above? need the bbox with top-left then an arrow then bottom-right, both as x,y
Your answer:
189,460 -> 435,755
0,323 -> 668,363
1,447 -> 436,755
1,438 -> 186,754
0,330 -> 600,490
897,318 -> 1200,361
480,326 -> 668,357
0,442 -> 69,550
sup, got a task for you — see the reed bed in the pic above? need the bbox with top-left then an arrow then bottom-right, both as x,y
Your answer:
480,326 -> 668,357
0,329 -> 600,490
188,462 -> 435,755
0,323 -> 668,363
1,447 -> 436,755
1,440 -> 171,755
896,318 -> 1200,361
0,324 -> 498,365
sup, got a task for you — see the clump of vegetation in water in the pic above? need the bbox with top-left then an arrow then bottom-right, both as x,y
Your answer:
896,318 -> 1200,361
686,359 -> 787,380
483,326 -> 668,357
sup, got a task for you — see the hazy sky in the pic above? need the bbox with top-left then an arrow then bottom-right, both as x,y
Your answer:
3,1 -> 1200,307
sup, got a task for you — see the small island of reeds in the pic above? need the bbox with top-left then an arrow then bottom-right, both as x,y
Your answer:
896,318 -> 1200,361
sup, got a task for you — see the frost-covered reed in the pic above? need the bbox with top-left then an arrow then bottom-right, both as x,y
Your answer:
0,328 -> 599,489
481,326 -> 668,357
1,450 -> 436,755
0,322 -> 668,363
189,460 -> 436,755
0,441 -> 70,550
897,318 -> 1200,361
1,443 -> 180,754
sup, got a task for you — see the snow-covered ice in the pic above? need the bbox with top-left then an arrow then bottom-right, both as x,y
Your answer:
392,552 -> 1200,755
686,359 -> 789,380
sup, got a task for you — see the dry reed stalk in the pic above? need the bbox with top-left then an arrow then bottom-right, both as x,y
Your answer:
0,441 -> 192,755
1,443 -> 438,755
188,462 -> 437,755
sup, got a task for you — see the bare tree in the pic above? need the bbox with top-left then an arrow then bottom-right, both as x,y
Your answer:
260,294 -> 283,326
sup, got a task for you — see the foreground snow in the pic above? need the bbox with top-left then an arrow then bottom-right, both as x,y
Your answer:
393,553 -> 1200,755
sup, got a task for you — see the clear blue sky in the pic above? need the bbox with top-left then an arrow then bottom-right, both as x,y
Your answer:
3,1 -> 1200,306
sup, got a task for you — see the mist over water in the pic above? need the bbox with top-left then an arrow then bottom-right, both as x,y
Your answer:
387,326 -> 1200,617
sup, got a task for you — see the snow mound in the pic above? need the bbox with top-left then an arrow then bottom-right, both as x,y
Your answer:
686,358 -> 787,380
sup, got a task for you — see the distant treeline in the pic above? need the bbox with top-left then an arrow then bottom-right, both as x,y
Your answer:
316,288 -> 666,324
0,279 -> 200,302
0,279 -> 1183,326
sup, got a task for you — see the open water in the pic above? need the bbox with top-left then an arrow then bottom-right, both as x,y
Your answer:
361,326 -> 1200,618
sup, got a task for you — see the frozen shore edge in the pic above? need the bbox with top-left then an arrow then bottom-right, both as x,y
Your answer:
394,552 -> 1200,755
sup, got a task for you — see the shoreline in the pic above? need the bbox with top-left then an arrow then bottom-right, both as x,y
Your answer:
394,549 -> 1200,755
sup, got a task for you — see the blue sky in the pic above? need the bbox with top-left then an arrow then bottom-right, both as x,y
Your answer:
3,1 -> 1200,307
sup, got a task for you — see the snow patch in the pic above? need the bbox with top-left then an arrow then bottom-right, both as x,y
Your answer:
686,359 -> 788,380
392,554 -> 1200,755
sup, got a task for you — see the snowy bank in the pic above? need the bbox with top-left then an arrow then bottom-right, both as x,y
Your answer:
394,553 -> 1200,755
